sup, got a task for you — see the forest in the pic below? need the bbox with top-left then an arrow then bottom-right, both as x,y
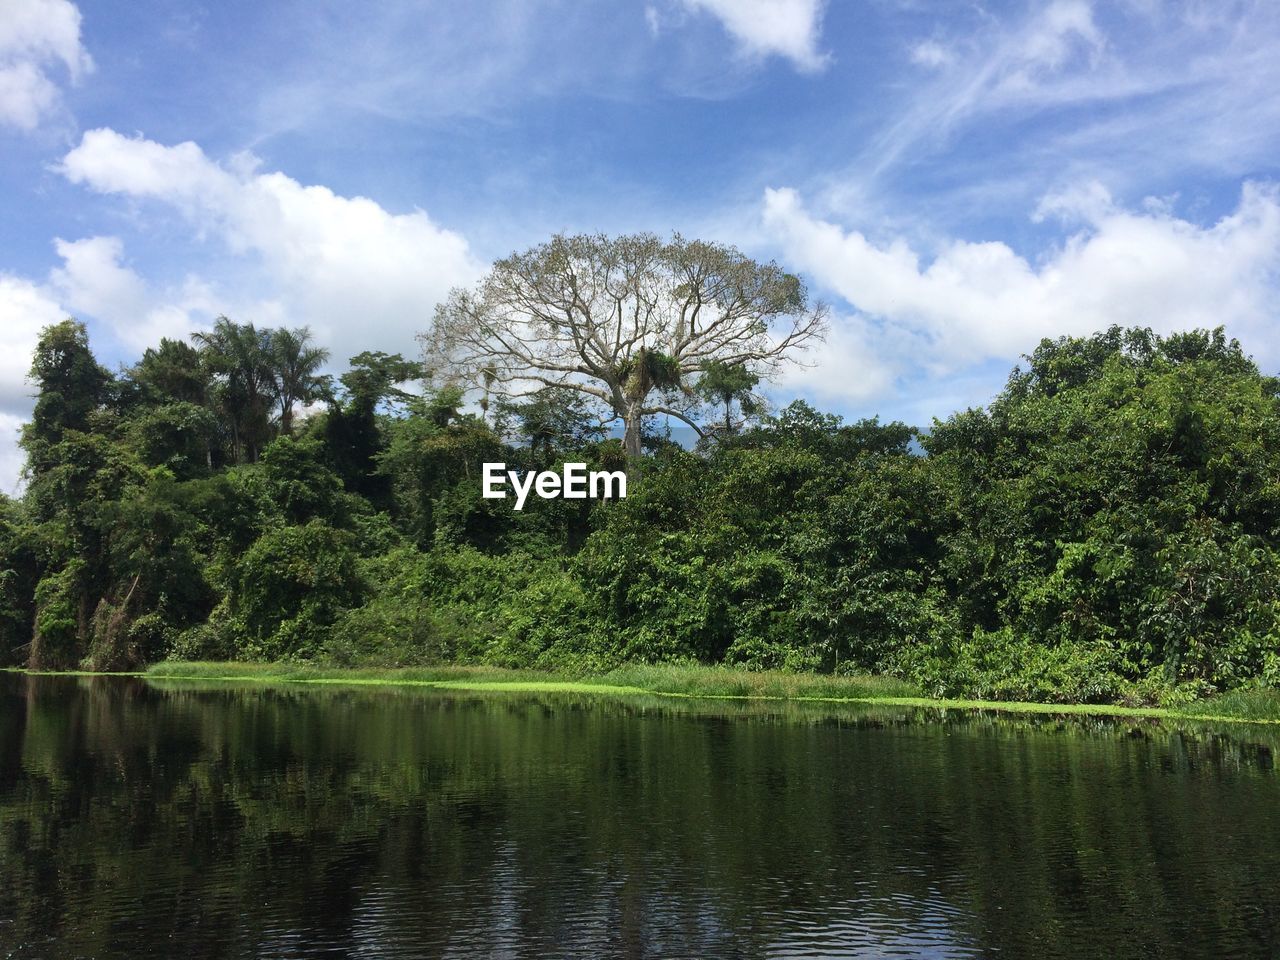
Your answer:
4,236 -> 1280,707
4,317 -> 1279,706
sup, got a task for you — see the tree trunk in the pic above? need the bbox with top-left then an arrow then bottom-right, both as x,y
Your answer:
622,407 -> 643,461
621,403 -> 646,484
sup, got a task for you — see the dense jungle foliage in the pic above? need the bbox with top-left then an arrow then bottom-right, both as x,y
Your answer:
4,318 -> 1280,705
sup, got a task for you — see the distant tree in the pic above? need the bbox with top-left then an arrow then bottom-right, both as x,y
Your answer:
422,233 -> 826,466
339,351 -> 418,413
88,468 -> 217,669
378,388 -> 504,547
131,338 -> 210,406
0,497 -> 37,664
119,339 -> 219,471
126,402 -> 220,478
259,436 -> 348,526
696,360 -> 761,437
21,319 -> 112,477
193,317 -> 275,464
270,327 -> 330,435
19,322 -> 121,668
495,387 -> 607,462
923,325 -> 1280,693
324,351 -> 418,497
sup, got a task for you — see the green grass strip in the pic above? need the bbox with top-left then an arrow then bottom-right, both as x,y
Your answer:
6,662 -> 1280,726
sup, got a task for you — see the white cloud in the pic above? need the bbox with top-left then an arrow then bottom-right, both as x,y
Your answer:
1009,0 -> 1102,80
0,413 -> 27,497
773,311 -> 894,405
909,40 -> 951,69
762,181 -> 1280,393
645,5 -> 663,37
49,236 -> 209,351
50,237 -> 148,333
0,274 -> 65,413
1032,179 -> 1116,224
59,128 -> 483,365
866,1 -> 1113,180
0,0 -> 92,130
851,0 -> 1280,210
0,273 -> 68,493
678,0 -> 830,72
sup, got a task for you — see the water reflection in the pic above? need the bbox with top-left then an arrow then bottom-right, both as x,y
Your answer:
0,674 -> 1278,958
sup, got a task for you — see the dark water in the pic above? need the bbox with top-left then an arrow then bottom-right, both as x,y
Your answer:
1,675 -> 1279,959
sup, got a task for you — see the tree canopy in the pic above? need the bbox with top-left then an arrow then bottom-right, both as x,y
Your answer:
422,233 -> 827,461
5,307 -> 1280,708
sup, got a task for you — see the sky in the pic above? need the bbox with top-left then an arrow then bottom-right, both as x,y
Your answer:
2,0 -> 1280,491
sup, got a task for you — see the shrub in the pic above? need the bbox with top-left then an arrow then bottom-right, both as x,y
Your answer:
231,521 -> 364,661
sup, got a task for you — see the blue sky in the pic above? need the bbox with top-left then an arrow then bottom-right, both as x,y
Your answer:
3,0 -> 1280,490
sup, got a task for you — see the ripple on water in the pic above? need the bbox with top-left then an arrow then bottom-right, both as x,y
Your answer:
1,675 -> 1278,959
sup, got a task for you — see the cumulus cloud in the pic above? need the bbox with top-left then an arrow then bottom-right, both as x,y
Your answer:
0,274 -> 67,412
0,414 -> 27,497
0,0 -> 93,130
50,237 -> 148,334
773,311 -> 894,405
1032,180 -> 1116,224
762,182 -> 1280,397
49,235 -> 213,351
59,128 -> 483,364
677,0 -> 830,72
0,273 -> 69,493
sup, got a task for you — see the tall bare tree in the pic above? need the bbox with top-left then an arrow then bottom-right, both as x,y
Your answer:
421,233 -> 827,462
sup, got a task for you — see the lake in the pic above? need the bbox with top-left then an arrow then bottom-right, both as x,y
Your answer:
1,673 -> 1278,958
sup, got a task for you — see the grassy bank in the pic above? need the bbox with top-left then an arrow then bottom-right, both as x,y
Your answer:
117,661 -> 1280,724
140,661 -> 921,700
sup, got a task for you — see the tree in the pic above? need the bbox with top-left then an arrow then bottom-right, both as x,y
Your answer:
259,436 -> 348,525
19,322 -> 117,668
87,467 -> 217,669
378,390 -> 505,547
0,496 -> 37,664
339,351 -> 418,413
422,233 -> 826,464
495,386 -> 607,462
130,338 -> 210,406
231,520 -> 364,660
270,327 -> 330,435
193,317 -> 274,464
695,360 -> 761,437
126,402 -> 220,478
121,339 -> 218,471
324,351 -> 418,497
919,326 -> 1280,697
21,319 -> 111,477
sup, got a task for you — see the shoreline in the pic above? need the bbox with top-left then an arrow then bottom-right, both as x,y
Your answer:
6,661 -> 1280,726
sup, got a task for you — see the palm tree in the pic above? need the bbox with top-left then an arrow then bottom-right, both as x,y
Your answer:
192,317 -> 274,463
269,327 -> 330,435
696,360 -> 761,437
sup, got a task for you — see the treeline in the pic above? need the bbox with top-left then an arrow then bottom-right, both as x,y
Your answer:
3,319 -> 1279,705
